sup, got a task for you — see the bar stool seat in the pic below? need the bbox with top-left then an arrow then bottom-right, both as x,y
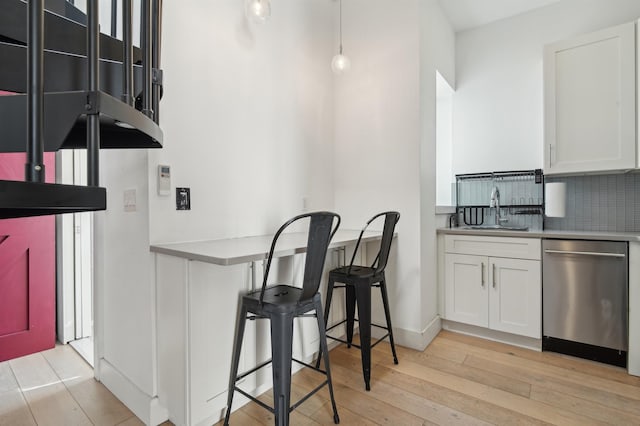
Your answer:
316,211 -> 400,391
224,212 -> 341,426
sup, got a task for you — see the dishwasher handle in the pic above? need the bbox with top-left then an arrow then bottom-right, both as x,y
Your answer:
544,249 -> 626,258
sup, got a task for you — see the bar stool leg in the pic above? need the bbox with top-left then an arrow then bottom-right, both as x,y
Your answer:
345,284 -> 356,348
379,276 -> 398,364
224,302 -> 248,425
316,276 -> 336,369
315,298 -> 340,424
354,280 -> 372,391
270,312 -> 295,426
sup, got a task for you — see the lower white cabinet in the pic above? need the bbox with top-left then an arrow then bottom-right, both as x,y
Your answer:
445,254 -> 487,328
444,235 -> 541,339
155,247 -> 351,426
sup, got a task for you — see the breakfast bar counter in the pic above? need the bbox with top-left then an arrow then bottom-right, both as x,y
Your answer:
151,229 -> 383,426
150,229 -> 383,265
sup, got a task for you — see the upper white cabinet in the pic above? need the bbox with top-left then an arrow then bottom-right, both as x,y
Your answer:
544,22 -> 636,175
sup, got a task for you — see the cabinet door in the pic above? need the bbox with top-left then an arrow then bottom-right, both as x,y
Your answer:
445,254 -> 488,327
488,258 -> 541,338
544,22 -> 636,174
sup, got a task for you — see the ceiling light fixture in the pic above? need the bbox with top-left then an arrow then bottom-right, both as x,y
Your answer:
245,0 -> 271,24
331,0 -> 350,74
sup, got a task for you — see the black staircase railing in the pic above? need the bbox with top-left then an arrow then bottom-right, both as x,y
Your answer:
0,0 -> 164,219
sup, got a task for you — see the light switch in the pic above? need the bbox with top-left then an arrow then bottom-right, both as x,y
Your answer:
124,189 -> 137,212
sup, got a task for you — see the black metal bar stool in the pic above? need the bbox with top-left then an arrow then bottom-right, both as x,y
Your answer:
224,212 -> 341,426
316,211 -> 400,391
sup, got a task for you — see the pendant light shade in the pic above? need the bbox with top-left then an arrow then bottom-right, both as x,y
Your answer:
332,0 -> 349,74
245,0 -> 271,24
331,53 -> 351,74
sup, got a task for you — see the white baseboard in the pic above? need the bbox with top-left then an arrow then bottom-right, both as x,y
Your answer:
371,316 -> 442,351
97,358 -> 169,425
442,320 -> 542,351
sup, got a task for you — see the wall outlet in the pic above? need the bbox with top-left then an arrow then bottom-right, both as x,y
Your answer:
176,187 -> 191,210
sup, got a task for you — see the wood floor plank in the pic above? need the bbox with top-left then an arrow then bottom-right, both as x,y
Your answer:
433,338 -> 640,401
20,382 -> 92,426
0,389 -> 37,426
391,359 -> 604,426
345,338 -> 533,399
396,345 -> 532,398
463,353 -> 640,418
41,345 -> 133,426
215,406 -> 271,426
0,362 -> 19,394
8,354 -> 60,391
334,339 -> 549,425
310,400 -> 376,426
326,353 -> 492,426
330,380 -> 429,426
9,353 -> 92,426
114,416 -> 144,426
439,330 -> 640,386
374,362 -> 548,426
40,345 -> 93,382
65,378 -> 135,426
529,385 -> 640,425
291,365 -> 378,425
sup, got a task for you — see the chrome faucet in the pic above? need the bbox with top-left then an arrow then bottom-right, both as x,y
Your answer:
490,186 -> 507,225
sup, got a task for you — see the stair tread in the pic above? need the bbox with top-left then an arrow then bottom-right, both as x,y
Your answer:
0,0 -> 142,63
0,91 -> 162,153
0,180 -> 106,219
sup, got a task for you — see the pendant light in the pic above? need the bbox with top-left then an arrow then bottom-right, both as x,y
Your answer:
331,0 -> 350,74
245,0 -> 271,24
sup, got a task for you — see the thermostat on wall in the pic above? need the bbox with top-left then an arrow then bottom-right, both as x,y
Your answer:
157,164 -> 171,196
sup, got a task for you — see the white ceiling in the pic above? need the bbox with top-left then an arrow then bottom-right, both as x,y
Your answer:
438,0 -> 562,32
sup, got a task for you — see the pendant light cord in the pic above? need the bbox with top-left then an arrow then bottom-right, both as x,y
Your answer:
339,0 -> 343,55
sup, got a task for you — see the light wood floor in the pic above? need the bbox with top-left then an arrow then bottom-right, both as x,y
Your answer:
3,331 -> 640,425
0,344 -> 142,426
222,330 -> 640,425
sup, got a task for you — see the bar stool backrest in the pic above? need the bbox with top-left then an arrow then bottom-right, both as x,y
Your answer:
259,211 -> 341,304
347,211 -> 400,275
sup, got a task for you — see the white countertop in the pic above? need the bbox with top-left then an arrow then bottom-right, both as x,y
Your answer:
437,227 -> 640,242
150,229 -> 383,266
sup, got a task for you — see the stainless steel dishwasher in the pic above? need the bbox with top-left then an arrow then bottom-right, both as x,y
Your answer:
542,239 -> 628,367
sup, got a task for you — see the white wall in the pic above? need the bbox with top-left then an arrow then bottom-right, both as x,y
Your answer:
95,1 -> 334,423
148,0 -> 335,243
334,0 -> 454,349
436,72 -> 454,206
94,149 -> 162,423
420,0 -> 455,348
452,0 -> 640,175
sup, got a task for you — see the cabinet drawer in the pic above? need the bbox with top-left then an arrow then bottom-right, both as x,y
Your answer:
445,235 -> 541,260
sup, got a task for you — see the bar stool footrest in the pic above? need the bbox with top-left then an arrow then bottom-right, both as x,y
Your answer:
234,387 -> 275,414
235,359 -> 272,382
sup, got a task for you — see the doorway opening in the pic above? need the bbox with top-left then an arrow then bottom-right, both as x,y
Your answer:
56,149 -> 94,366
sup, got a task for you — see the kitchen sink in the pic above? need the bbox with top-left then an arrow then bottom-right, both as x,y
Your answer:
463,224 -> 529,231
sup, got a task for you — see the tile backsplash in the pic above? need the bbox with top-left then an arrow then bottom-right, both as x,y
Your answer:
544,173 -> 640,232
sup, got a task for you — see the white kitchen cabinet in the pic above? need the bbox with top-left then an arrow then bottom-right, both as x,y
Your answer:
445,254 -> 487,328
544,21 -> 636,175
444,235 -> 541,339
489,257 -> 541,337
